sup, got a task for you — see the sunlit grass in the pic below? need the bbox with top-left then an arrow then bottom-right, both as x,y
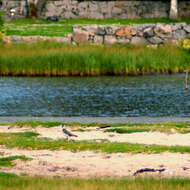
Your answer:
5,17 -> 190,37
0,42 -> 189,76
0,173 -> 190,190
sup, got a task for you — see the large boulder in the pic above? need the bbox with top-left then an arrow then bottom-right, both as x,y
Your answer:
94,35 -> 103,44
95,26 -> 106,36
143,27 -> 154,37
171,23 -> 186,31
105,26 -> 118,35
184,25 -> 190,33
131,37 -> 149,45
154,24 -> 172,38
172,29 -> 186,40
117,38 -> 130,44
148,36 -> 163,44
72,28 -> 89,43
115,26 -> 131,39
82,25 -> 98,33
104,35 -> 117,45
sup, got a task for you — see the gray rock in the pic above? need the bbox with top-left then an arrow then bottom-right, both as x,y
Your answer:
72,28 -> 89,43
105,26 -> 118,35
171,23 -> 187,31
186,33 -> 190,39
117,38 -> 130,44
131,27 -> 144,37
104,35 -> 117,45
94,35 -> 103,44
143,27 -> 154,37
131,37 -> 149,45
148,36 -> 163,44
95,26 -> 106,36
82,25 -> 98,34
134,24 -> 155,30
112,7 -> 122,15
154,24 -> 172,38
173,29 -> 186,40
89,12 -> 104,19
184,25 -> 190,33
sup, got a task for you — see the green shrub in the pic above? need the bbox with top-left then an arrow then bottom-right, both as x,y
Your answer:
0,12 -> 4,31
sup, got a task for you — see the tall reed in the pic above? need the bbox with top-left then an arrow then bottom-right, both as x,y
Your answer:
0,42 -> 189,76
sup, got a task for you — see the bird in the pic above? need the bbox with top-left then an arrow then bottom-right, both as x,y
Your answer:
61,125 -> 78,141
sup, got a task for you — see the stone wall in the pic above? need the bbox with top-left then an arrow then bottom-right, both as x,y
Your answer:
72,23 -> 190,45
1,0 -> 190,20
4,23 -> 190,45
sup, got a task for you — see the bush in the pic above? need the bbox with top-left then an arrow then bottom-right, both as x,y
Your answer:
0,12 -> 4,31
0,12 -> 5,42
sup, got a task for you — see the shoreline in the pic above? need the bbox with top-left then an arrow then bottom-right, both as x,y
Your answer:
0,117 -> 190,124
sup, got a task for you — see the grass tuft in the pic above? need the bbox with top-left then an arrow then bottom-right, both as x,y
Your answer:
0,156 -> 32,167
104,128 -> 150,133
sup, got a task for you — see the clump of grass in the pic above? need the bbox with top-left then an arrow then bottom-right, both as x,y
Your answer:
104,128 -> 150,133
0,42 -> 189,76
0,156 -> 31,167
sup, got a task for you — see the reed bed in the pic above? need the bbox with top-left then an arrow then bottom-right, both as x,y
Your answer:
0,42 -> 189,76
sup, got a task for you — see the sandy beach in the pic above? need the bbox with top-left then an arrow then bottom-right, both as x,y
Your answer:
0,125 -> 190,178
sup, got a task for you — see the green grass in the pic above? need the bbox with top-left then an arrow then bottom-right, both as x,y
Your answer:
6,121 -> 102,128
0,131 -> 190,154
5,121 -> 190,133
0,42 -> 189,76
0,173 -> 190,190
5,18 -> 190,37
0,156 -> 31,167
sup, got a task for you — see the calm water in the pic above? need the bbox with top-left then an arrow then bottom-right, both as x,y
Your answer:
0,75 -> 189,117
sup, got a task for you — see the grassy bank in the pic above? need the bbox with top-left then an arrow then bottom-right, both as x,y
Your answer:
5,18 -> 190,37
0,173 -> 190,190
0,42 -> 189,76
